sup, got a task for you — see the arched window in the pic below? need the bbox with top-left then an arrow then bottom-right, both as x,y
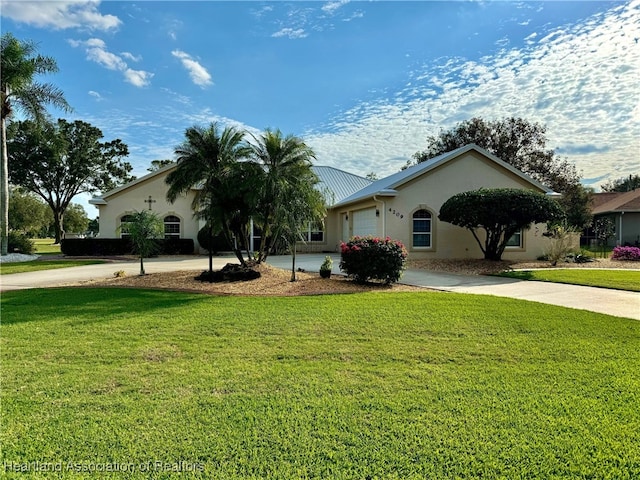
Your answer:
164,215 -> 181,239
119,215 -> 134,238
412,209 -> 432,248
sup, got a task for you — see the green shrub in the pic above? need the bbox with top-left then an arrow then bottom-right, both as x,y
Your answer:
7,231 -> 35,255
319,256 -> 333,278
339,236 -> 407,284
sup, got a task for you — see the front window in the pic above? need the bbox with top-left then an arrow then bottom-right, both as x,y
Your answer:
164,215 -> 181,239
301,221 -> 324,242
505,230 -> 523,248
119,214 -> 134,238
412,209 -> 432,248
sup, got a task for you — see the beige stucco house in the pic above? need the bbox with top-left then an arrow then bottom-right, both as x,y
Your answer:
90,144 -> 557,260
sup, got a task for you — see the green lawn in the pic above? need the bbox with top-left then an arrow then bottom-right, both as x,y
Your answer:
0,259 -> 106,275
33,238 -> 62,255
498,268 -> 640,292
2,288 -> 638,479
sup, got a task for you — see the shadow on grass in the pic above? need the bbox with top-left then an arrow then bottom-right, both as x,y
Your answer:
0,287 -> 205,326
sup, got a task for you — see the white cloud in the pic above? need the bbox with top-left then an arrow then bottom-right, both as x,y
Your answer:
305,1 -> 640,182
124,69 -> 153,88
88,90 -> 103,101
322,0 -> 350,15
271,28 -> 308,39
0,0 -> 121,31
121,52 -> 142,62
69,38 -> 152,87
171,50 -> 213,88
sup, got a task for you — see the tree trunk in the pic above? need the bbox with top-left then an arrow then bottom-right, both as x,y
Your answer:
208,224 -> 214,282
290,243 -> 296,282
139,255 -> 145,276
53,209 -> 64,244
1,114 -> 8,255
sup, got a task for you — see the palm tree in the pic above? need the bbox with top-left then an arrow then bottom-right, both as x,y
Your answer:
165,122 -> 253,273
1,33 -> 71,255
250,129 -> 318,263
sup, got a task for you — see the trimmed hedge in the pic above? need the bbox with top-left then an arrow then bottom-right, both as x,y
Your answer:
61,238 -> 195,256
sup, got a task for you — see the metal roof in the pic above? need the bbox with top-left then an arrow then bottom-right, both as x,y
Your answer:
311,165 -> 372,206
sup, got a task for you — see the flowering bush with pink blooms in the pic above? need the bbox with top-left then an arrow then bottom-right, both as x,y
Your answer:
339,236 -> 408,284
611,246 -> 640,261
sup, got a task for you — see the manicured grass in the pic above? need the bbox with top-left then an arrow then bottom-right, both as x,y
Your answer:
498,268 -> 640,292
0,259 -> 106,275
2,288 -> 638,479
33,238 -> 62,255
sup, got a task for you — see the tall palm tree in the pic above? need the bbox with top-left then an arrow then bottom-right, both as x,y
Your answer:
165,122 -> 253,272
250,129 -> 318,263
1,33 -> 71,255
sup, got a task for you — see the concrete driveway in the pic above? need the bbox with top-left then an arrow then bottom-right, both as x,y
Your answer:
1,253 -> 638,320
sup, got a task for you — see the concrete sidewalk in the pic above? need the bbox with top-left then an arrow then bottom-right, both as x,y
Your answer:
1,253 -> 638,320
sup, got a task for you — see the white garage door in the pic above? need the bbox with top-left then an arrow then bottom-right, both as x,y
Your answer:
352,208 -> 377,237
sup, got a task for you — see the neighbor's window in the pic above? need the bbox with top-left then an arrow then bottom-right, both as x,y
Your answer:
412,209 -> 432,248
164,215 -> 181,239
505,230 -> 523,248
119,214 -> 134,238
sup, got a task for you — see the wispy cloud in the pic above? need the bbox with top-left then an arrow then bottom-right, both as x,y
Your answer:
271,28 -> 308,39
171,50 -> 213,88
305,1 -> 640,184
69,38 -> 152,87
322,0 -> 350,15
268,1 -> 362,39
121,52 -> 142,62
88,90 -> 103,101
0,0 -> 120,31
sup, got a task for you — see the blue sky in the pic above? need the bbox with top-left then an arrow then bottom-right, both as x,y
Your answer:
2,1 -> 639,218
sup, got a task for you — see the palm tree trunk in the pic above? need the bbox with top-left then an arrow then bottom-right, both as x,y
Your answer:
140,255 -> 145,276
1,114 -> 8,255
208,223 -> 214,281
290,243 -> 296,282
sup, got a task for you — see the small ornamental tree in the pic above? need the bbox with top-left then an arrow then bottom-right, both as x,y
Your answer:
340,236 -> 408,284
117,210 -> 163,275
439,188 -> 564,261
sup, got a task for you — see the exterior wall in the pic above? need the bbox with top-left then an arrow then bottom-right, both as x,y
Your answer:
603,212 -> 640,246
620,213 -> 640,246
96,171 -> 201,252
327,150 -> 553,260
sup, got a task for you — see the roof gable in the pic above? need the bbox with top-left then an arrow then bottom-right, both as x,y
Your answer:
593,188 -> 640,214
332,144 -> 553,208
90,163 -> 176,205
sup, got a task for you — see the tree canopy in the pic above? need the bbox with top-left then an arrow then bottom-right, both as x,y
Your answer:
118,210 -> 164,275
601,174 -> 640,192
439,188 -> 564,261
249,128 -> 319,263
413,117 -> 592,228
1,32 -> 71,254
8,118 -> 132,243
148,159 -> 174,172
8,187 -> 49,236
166,122 -> 254,269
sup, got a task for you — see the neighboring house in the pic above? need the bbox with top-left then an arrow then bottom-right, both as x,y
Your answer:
589,189 -> 640,246
91,144 -> 557,260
